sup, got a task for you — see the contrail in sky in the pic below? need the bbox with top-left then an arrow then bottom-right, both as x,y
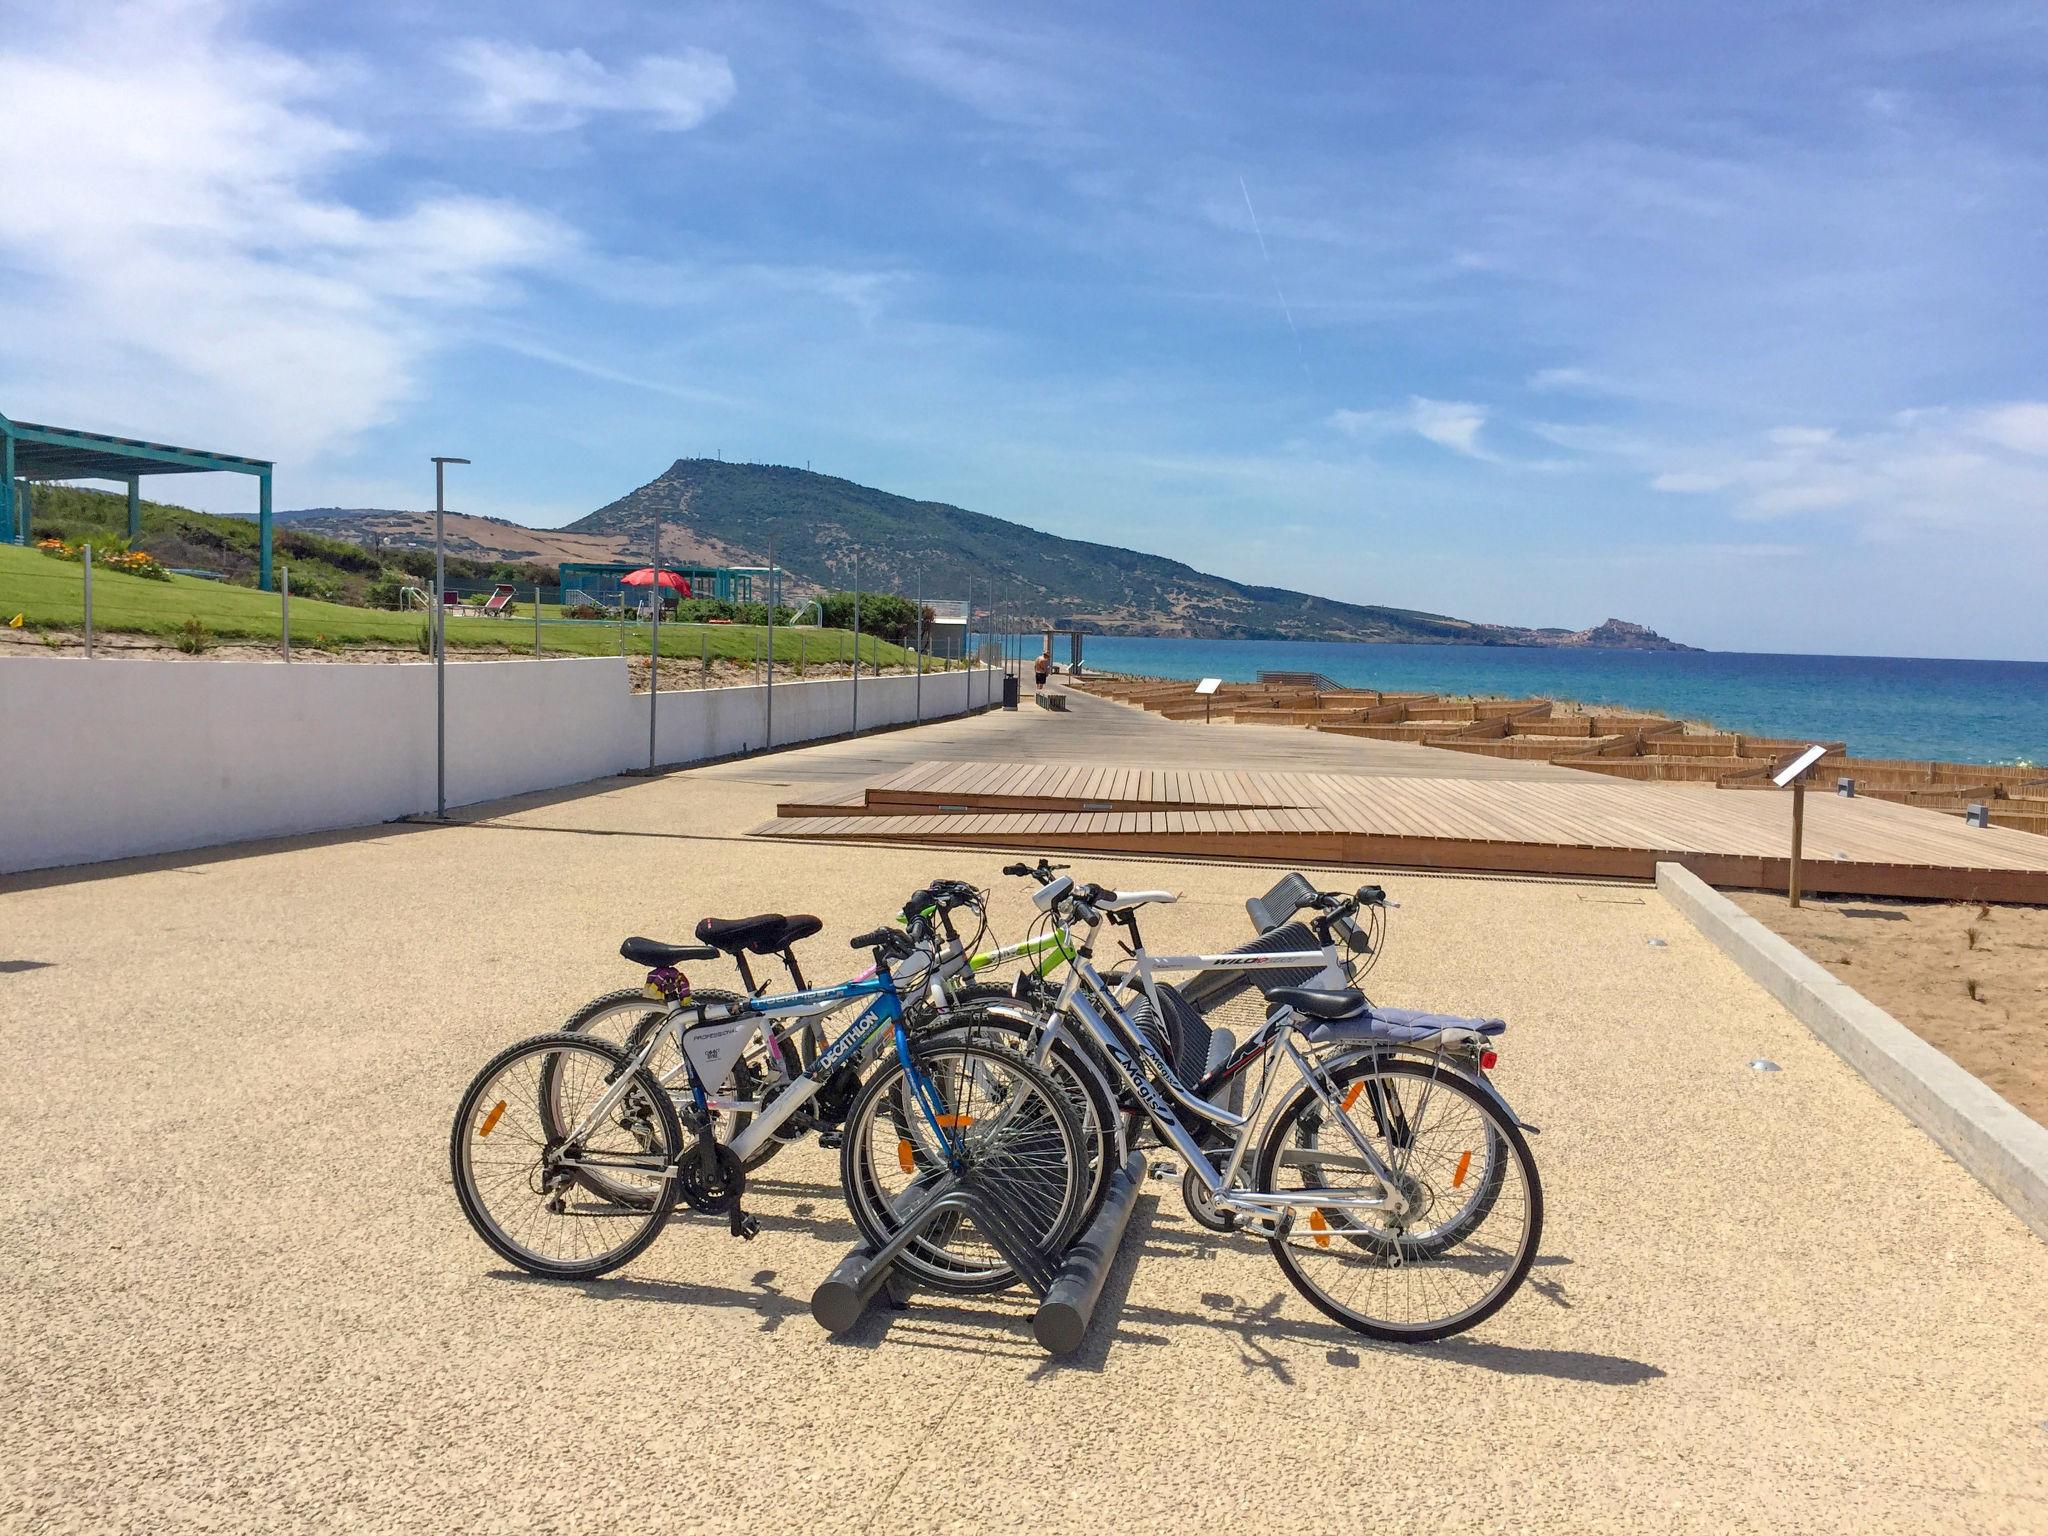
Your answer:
1239,174 -> 1313,386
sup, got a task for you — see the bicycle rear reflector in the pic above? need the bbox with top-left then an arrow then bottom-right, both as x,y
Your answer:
1452,1150 -> 1473,1189
1479,1050 -> 1498,1070
1341,1082 -> 1364,1112
478,1101 -> 506,1137
1308,1210 -> 1331,1248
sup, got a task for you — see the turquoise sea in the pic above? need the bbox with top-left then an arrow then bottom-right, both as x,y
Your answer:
1078,637 -> 2047,767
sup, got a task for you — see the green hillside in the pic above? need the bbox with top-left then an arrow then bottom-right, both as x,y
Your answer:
565,458 -> 1642,645
0,542 -> 923,668
17,484 -> 553,605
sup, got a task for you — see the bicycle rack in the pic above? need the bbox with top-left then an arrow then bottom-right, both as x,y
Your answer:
810,1149 -> 1149,1354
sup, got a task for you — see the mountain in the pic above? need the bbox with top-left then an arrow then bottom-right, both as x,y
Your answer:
560,459 -> 1696,648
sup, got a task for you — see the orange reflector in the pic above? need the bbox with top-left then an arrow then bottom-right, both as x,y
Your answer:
478,1100 -> 506,1137
897,1139 -> 915,1174
1452,1150 -> 1473,1188
934,1114 -> 975,1128
1308,1210 -> 1331,1248
1340,1082 -> 1364,1112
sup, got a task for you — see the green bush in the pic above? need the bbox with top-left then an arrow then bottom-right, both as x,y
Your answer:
174,617 -> 213,654
818,591 -> 928,646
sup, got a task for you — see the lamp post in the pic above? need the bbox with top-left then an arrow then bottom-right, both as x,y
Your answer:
648,508 -> 661,772
431,456 -> 470,818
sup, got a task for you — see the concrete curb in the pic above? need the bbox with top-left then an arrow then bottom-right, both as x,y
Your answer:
1657,862 -> 2048,1243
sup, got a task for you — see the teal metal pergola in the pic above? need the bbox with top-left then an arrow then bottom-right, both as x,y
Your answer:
1,410 -> 276,588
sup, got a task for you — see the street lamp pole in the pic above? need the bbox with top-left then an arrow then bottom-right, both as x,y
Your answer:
431,456 -> 470,818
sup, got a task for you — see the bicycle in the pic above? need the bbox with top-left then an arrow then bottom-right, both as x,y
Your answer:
555,885 -> 1121,1200
450,898 -> 1093,1287
973,861 -> 1543,1341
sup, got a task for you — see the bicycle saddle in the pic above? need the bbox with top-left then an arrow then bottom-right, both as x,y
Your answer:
1266,986 -> 1369,1020
620,937 -> 719,967
694,913 -> 823,955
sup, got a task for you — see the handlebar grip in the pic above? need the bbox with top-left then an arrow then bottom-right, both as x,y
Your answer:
1356,885 -> 1387,906
849,928 -> 897,951
1002,862 -> 1033,877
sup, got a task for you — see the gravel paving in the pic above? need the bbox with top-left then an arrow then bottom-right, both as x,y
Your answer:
5,713 -> 2046,1533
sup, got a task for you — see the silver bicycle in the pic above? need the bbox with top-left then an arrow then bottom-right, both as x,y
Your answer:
966,861 -> 1544,1342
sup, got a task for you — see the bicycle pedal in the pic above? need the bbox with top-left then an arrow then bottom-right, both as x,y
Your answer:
817,1131 -> 844,1150
1149,1162 -> 1180,1180
730,1210 -> 761,1241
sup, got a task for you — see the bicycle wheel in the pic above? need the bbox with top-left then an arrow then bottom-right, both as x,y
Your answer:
1254,1056 -> 1540,1341
451,1032 -> 682,1279
918,1004 -> 1120,1233
841,1040 -> 1087,1295
1278,1053 -> 1507,1258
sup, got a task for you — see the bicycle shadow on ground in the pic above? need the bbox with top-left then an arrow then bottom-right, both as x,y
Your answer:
822,1196 -> 1658,1388
486,1265 -> 814,1334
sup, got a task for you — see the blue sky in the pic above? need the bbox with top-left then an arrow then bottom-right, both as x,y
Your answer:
3,1 -> 2045,658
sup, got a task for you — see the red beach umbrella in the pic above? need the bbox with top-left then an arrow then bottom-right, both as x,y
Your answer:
619,568 -> 691,595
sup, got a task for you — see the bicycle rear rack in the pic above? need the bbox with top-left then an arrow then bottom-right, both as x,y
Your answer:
810,1149 -> 1148,1355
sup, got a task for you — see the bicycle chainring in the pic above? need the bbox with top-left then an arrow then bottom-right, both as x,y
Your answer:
675,1141 -> 745,1214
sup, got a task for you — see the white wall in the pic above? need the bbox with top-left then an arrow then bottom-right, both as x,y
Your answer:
0,656 -> 992,873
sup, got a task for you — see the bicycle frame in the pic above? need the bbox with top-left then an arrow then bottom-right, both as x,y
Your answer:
557,949 -> 975,1173
1041,913 -> 1411,1223
623,923 -> 1076,1113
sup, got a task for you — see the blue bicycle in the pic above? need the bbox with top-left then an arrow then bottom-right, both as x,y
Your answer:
450,899 -> 1090,1285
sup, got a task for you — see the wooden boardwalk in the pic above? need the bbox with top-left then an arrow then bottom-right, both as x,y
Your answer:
761,759 -> 2048,902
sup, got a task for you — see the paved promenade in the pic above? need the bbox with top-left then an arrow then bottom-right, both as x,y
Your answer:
5,702 -> 2046,1532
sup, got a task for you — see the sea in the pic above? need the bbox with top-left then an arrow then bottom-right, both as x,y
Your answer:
1077,637 -> 2047,768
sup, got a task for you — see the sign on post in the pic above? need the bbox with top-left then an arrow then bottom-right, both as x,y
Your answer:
1195,676 -> 1221,723
1774,745 -> 1830,907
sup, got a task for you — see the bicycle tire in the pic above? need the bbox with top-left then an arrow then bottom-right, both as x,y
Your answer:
1254,1056 -> 1541,1342
918,1004 -> 1120,1234
841,1040 -> 1087,1295
451,1031 -> 682,1280
1282,1066 -> 1508,1258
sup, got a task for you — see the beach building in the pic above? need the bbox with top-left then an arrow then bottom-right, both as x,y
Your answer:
557,561 -> 760,608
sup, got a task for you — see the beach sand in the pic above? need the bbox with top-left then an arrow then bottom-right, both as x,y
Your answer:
1732,891 -> 2048,1125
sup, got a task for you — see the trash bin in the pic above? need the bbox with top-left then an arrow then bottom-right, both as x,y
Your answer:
1002,673 -> 1021,710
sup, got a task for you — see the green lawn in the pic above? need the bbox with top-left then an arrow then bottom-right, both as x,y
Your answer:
0,543 -> 943,668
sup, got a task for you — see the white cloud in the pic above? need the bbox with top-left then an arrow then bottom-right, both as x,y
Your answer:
1646,406 -> 2048,536
451,40 -> 736,134
1650,472 -> 1727,493
1333,396 -> 1491,459
1968,402 -> 2048,457
0,3 -> 569,466
1766,426 -> 1838,449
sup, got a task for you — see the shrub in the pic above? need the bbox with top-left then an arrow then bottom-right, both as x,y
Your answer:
819,590 -> 919,644
35,537 -> 169,580
174,617 -> 213,654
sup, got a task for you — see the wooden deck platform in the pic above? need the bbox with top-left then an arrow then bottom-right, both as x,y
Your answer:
760,759 -> 2048,902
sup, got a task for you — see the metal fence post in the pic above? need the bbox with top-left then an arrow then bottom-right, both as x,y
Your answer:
281,566 -> 291,662
701,625 -> 709,680
764,556 -> 775,749
534,581 -> 542,657
648,514 -> 661,773
850,550 -> 861,736
914,566 -> 923,723
82,543 -> 93,657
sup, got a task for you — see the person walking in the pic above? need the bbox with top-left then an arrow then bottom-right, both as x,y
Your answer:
1034,647 -> 1050,694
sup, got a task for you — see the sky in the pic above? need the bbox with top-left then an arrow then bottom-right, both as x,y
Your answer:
2,1 -> 2045,659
